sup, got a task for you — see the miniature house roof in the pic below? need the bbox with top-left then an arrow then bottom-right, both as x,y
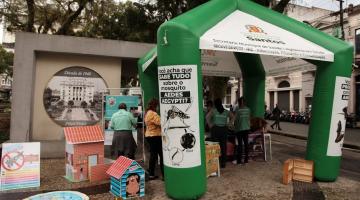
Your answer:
106,156 -> 140,179
64,125 -> 104,144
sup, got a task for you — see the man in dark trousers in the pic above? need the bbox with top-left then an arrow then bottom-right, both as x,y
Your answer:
271,104 -> 282,130
234,97 -> 250,164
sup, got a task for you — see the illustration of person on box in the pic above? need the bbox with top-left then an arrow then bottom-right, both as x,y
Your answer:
126,173 -> 140,197
110,103 -> 138,159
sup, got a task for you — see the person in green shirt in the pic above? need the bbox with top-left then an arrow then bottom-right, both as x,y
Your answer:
110,103 -> 137,159
234,97 -> 251,165
210,98 -> 231,168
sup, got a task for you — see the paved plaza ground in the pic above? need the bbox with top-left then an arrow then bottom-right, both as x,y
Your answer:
1,135 -> 359,200
267,120 -> 360,149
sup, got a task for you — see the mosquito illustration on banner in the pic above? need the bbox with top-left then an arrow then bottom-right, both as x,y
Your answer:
335,120 -> 345,143
162,106 -> 191,133
162,98 -> 193,133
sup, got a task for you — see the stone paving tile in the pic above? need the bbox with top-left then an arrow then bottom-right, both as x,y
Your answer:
1,158 -> 292,199
318,177 -> 360,200
1,145 -> 358,200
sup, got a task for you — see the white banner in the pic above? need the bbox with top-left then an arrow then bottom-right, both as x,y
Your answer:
200,10 -> 334,62
260,55 -> 316,76
201,50 -> 241,77
158,65 -> 201,168
327,76 -> 350,156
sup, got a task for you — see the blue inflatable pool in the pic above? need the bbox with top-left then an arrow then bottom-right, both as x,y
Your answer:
24,191 -> 89,200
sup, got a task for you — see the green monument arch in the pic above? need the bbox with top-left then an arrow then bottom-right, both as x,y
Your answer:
138,0 -> 353,199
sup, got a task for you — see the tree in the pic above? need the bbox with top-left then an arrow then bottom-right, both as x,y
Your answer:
0,45 -> 13,78
0,0 -> 94,35
80,100 -> 87,108
68,100 -> 74,107
57,100 -> 64,106
0,0 -> 293,41
43,87 -> 52,107
204,76 -> 230,100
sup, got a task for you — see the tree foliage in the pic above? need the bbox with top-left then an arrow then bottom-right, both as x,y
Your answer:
0,0 -> 93,35
0,45 -> 13,78
0,0 -> 293,42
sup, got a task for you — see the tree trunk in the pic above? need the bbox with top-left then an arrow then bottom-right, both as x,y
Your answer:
25,0 -> 35,32
253,0 -> 271,7
207,77 -> 229,100
272,0 -> 291,13
56,1 -> 90,35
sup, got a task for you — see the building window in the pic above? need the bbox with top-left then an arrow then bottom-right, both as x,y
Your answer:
356,29 -> 360,54
278,80 -> 290,88
1,79 -> 5,85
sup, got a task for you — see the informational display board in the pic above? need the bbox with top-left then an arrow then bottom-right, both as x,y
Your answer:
0,142 -> 40,191
327,76 -> 351,156
200,10 -> 334,62
158,65 -> 201,168
104,95 -> 139,145
43,67 -> 108,127
104,95 -> 139,120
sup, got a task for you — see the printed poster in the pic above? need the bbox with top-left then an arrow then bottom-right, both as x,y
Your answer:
43,67 -> 108,127
104,95 -> 139,145
104,95 -> 139,120
0,142 -> 40,191
158,65 -> 201,168
327,76 -> 351,156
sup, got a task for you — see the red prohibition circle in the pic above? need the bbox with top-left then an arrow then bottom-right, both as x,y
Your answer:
1,151 -> 25,171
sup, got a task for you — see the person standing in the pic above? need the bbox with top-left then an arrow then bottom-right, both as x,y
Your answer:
234,97 -> 251,164
210,98 -> 231,168
271,104 -> 282,130
144,99 -> 164,180
110,103 -> 137,159
205,100 -> 214,133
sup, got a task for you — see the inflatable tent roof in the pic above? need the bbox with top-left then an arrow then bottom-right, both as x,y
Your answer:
140,46 -> 317,77
139,0 -> 352,76
138,2 -> 353,197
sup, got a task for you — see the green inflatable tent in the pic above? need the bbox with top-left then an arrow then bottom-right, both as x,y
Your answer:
138,0 -> 353,199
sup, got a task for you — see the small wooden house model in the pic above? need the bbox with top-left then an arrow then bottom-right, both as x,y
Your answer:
64,125 -> 111,182
106,156 -> 145,199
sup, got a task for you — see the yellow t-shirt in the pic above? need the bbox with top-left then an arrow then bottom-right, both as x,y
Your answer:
145,110 -> 161,137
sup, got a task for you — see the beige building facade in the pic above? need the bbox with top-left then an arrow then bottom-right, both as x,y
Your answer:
306,4 -> 360,116
11,33 -> 154,147
264,3 -> 360,115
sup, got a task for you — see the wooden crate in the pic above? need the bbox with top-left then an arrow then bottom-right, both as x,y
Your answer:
282,159 -> 293,185
205,142 -> 221,177
293,159 -> 314,183
282,158 -> 314,184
